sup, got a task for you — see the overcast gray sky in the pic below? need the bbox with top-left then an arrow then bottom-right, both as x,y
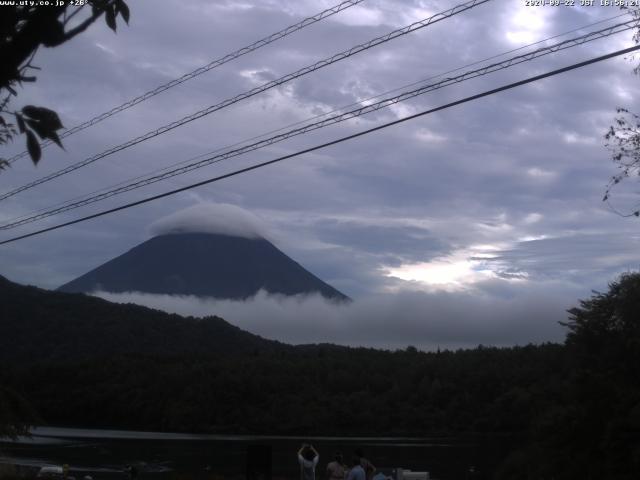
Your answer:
1,0 -> 639,349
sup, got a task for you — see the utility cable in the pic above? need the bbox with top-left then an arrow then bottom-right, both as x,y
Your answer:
0,0 -> 490,202
1,19 -> 634,231
6,0 -> 368,164
7,9 -> 629,227
1,44 -> 637,246
7,9 -> 631,230
10,8 -> 626,229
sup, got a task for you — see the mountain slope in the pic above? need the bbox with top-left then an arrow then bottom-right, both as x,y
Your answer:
0,274 -> 285,363
57,233 -> 348,300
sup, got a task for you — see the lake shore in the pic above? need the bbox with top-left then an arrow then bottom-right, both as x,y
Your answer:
0,427 -> 491,480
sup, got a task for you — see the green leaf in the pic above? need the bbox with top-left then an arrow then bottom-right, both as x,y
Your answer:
25,130 -> 41,165
22,105 -> 63,131
105,5 -> 117,32
47,130 -> 64,149
25,118 -> 46,139
15,113 -> 25,133
44,109 -> 64,130
91,0 -> 108,16
21,105 -> 39,117
41,20 -> 65,47
116,0 -> 130,24
25,118 -> 64,149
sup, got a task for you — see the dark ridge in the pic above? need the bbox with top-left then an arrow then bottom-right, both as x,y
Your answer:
0,274 -> 287,363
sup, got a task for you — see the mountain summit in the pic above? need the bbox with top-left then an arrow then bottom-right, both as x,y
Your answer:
58,232 -> 348,301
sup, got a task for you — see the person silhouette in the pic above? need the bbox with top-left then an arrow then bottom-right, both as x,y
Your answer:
326,452 -> 346,480
298,444 -> 320,480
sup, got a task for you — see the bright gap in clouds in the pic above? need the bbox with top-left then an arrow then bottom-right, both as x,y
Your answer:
504,4 -> 552,45
384,247 -> 518,290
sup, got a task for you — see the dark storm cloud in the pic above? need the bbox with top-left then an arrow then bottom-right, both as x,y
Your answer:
312,219 -> 449,262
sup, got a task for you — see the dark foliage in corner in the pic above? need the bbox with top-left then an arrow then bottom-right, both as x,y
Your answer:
496,272 -> 640,480
0,0 -> 129,166
603,7 -> 640,216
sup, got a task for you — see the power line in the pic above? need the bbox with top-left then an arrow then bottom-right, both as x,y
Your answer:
7,9 -> 629,228
7,11 -> 630,233
6,0 -> 367,165
1,44 -> 637,247
10,11 -> 630,229
0,0 -> 490,203
1,18 -> 634,231
7,8 -> 625,230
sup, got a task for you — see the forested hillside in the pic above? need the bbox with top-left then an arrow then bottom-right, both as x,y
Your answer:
0,274 -> 284,361
1,273 -> 640,479
2,343 -> 565,435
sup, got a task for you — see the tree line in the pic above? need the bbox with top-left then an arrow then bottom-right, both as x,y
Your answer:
1,273 -> 640,479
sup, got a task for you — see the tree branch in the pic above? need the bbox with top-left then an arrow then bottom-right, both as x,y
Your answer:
62,5 -> 86,27
59,10 -> 102,43
59,1 -> 116,43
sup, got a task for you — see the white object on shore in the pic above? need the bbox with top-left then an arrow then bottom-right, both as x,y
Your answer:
36,466 -> 63,478
394,468 -> 430,480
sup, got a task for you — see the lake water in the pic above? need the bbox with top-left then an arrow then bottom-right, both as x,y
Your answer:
0,427 -> 510,480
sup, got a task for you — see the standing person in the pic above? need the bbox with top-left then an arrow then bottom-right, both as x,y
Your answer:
346,456 -> 365,480
125,465 -> 138,480
354,449 -> 376,480
326,452 -> 346,480
298,443 -> 320,480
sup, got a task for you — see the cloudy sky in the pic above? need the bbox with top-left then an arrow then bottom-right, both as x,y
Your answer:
1,0 -> 640,349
